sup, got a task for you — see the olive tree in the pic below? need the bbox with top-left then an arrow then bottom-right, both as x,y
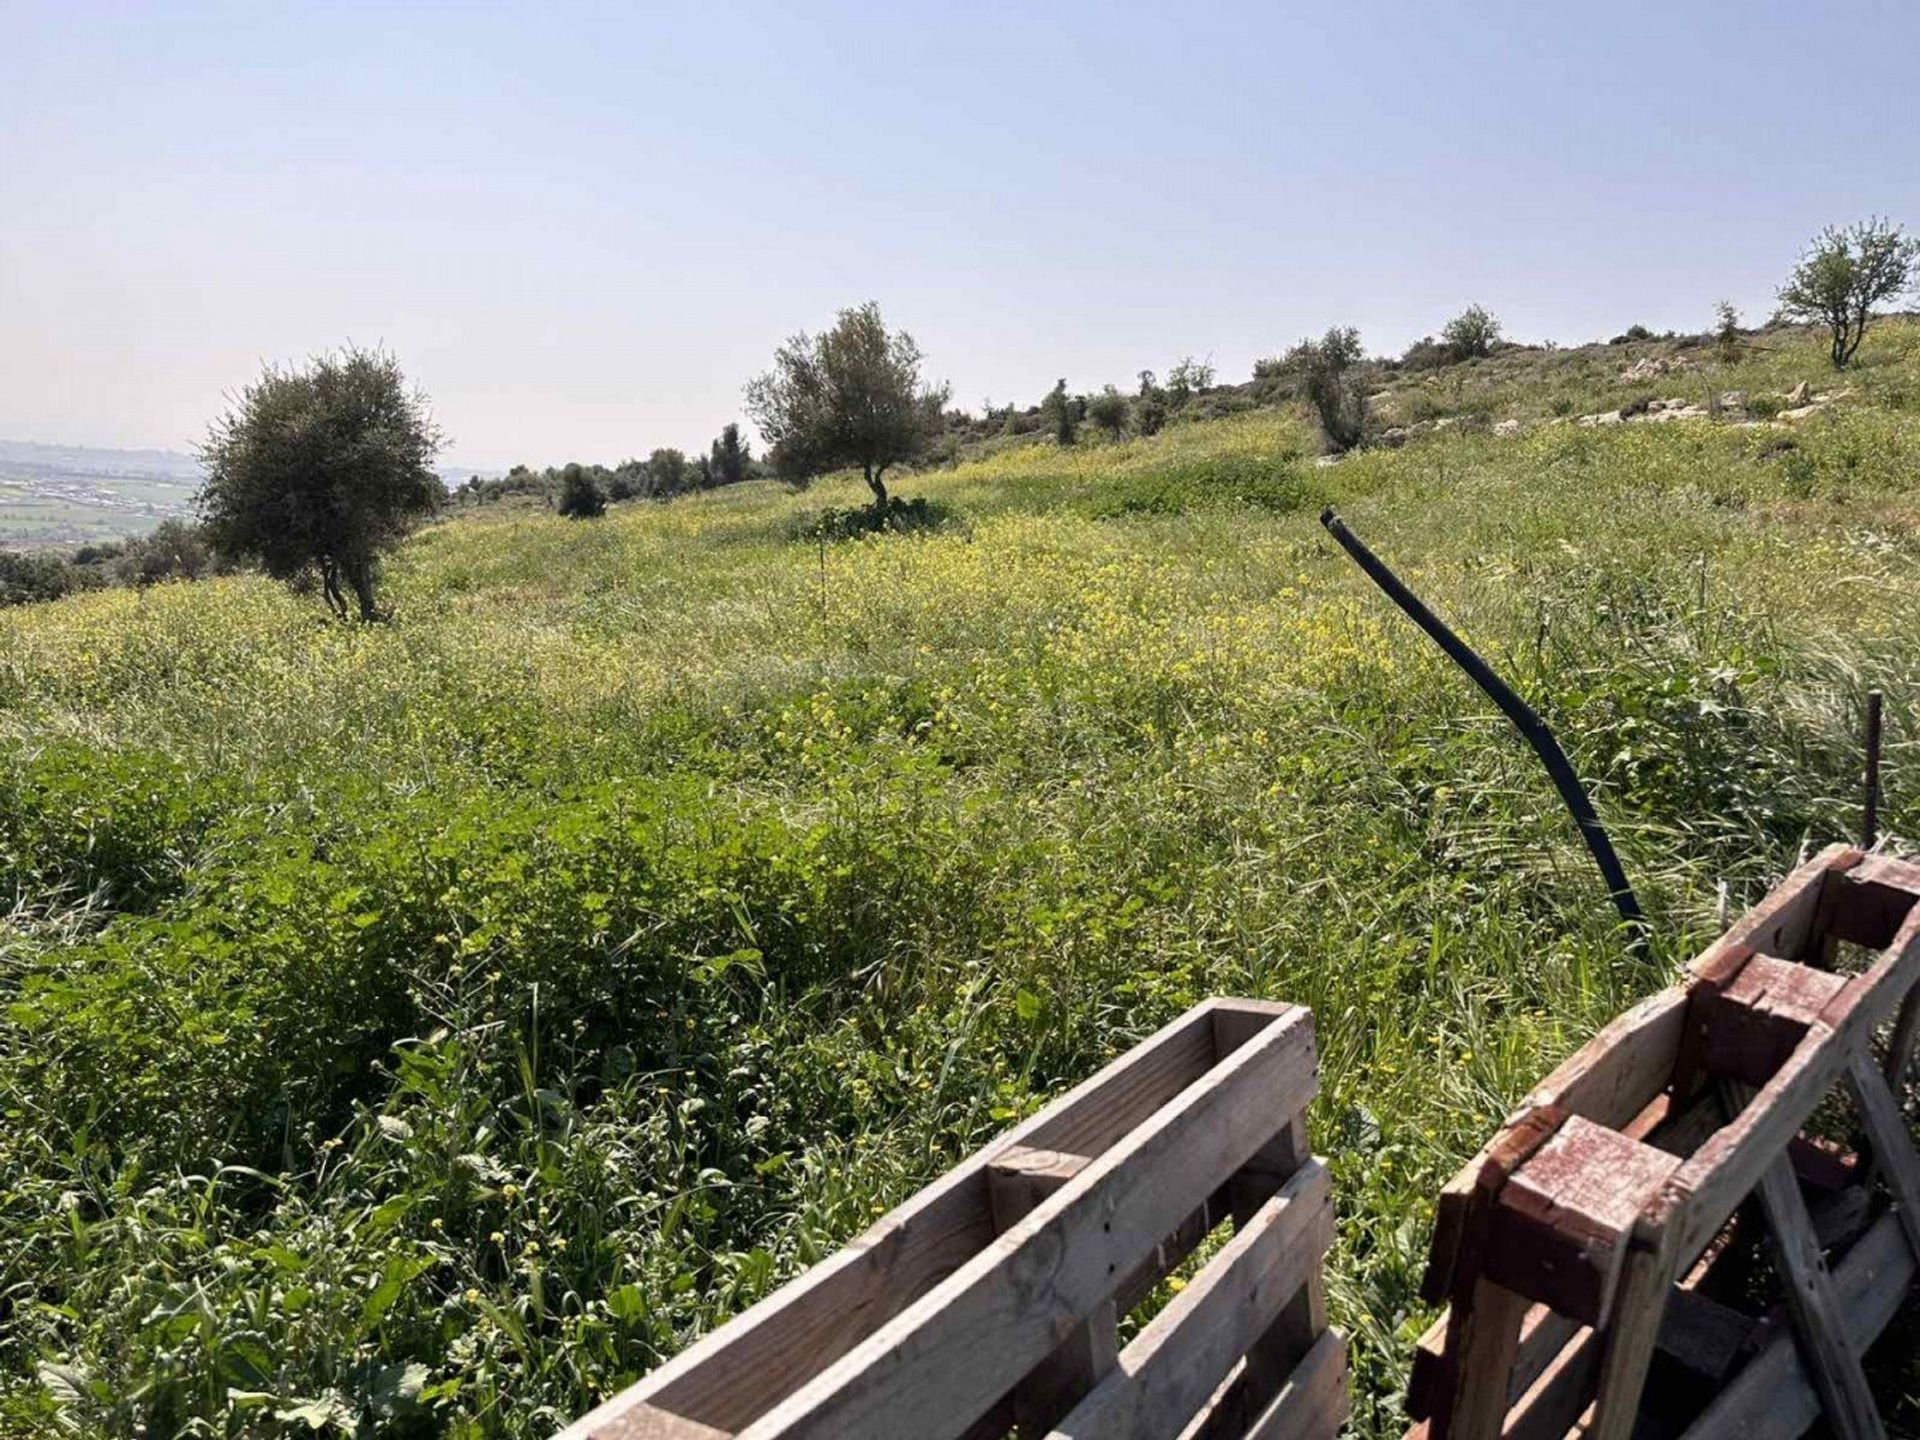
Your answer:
1290,326 -> 1367,452
646,447 -> 690,497
1441,304 -> 1501,360
744,302 -> 949,508
197,346 -> 443,620
710,422 -> 751,486
1043,378 -> 1077,445
557,466 -> 606,518
1087,385 -> 1128,438
1777,218 -> 1917,368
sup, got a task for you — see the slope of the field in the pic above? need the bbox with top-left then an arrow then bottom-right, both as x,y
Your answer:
3,324 -> 1919,1436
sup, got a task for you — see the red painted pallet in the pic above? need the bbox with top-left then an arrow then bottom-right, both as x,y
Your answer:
1408,845 -> 1920,1440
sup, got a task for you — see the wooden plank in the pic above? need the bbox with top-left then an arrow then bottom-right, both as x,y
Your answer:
1242,1272 -> 1328,1418
1232,1106 -> 1321,1416
1227,1109 -> 1309,1223
1494,1265 -> 1756,1440
1173,1359 -> 1251,1440
1736,1085 -> 1884,1440
1418,1107 -> 1567,1433
1885,984 -> 1920,1089
1844,1049 -> 1920,1262
1414,1163 -> 1735,1416
580,1404 -> 734,1440
1025,999 -> 1260,1160
1530,988 -> 1690,1129
1112,1197 -> 1221,1320
1209,997 -> 1301,1058
561,1001 -> 1230,1440
1682,1211 -> 1915,1440
1817,892 -> 1920,1034
1583,1231 -> 1673,1440
1437,1277 -> 1528,1440
1659,1287 -> 1759,1383
1408,1302 -> 1577,1422
1242,1329 -> 1348,1440
1633,1087 -> 1730,1158
1486,1117 -> 1682,1326
987,1146 -> 1114,1436
738,1005 -> 1319,1440
1013,1306 -> 1116,1438
987,1147 -> 1093,1231
1045,1160 -> 1333,1439
1503,1323 -> 1597,1440
1424,991 -> 1688,1310
1691,849 -> 1850,975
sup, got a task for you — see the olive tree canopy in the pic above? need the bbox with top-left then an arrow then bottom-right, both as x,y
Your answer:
1777,218 -> 1918,368
197,346 -> 443,619
744,302 -> 949,508
1440,304 -> 1501,360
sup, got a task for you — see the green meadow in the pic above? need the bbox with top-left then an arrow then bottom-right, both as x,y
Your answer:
3,324 -> 1918,1436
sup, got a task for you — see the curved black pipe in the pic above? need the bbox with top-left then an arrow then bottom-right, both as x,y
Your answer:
1319,506 -> 1647,944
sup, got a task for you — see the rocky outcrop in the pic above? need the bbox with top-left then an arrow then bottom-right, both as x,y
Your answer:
1619,355 -> 1690,382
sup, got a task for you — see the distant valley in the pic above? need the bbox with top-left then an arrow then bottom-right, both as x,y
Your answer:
0,440 -> 503,547
0,439 -> 201,547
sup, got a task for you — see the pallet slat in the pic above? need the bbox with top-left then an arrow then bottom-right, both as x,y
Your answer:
1242,1329 -> 1349,1440
1729,1081 -> 1883,1440
741,1007 -> 1319,1439
1682,1212 -> 1915,1439
1046,1159 -> 1332,1439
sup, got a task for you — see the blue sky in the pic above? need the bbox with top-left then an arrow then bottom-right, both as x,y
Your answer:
2,0 -> 1917,469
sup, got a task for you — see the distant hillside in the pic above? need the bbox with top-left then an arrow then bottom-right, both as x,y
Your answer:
0,440 -> 202,547
0,439 -> 502,548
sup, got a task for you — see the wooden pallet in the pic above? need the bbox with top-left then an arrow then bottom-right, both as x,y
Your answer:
560,997 -> 1346,1440
1408,845 -> 1920,1440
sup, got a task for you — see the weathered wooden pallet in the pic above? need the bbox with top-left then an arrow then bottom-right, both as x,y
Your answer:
560,997 -> 1345,1440
1407,844 -> 1920,1440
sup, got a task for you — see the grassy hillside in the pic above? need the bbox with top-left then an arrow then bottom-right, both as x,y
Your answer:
3,323 -> 1919,1436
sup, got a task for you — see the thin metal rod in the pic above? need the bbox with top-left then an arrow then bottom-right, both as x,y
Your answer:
1319,507 -> 1646,942
1862,689 -> 1883,850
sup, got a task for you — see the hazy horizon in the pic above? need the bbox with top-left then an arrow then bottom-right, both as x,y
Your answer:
5,0 -> 1918,469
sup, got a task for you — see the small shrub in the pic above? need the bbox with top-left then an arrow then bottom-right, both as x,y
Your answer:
1397,336 -> 1454,372
1714,301 -> 1742,362
0,550 -> 77,607
114,520 -> 212,586
790,496 -> 956,542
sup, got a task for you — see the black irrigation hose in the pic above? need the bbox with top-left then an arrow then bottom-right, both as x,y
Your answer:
1319,507 -> 1649,949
